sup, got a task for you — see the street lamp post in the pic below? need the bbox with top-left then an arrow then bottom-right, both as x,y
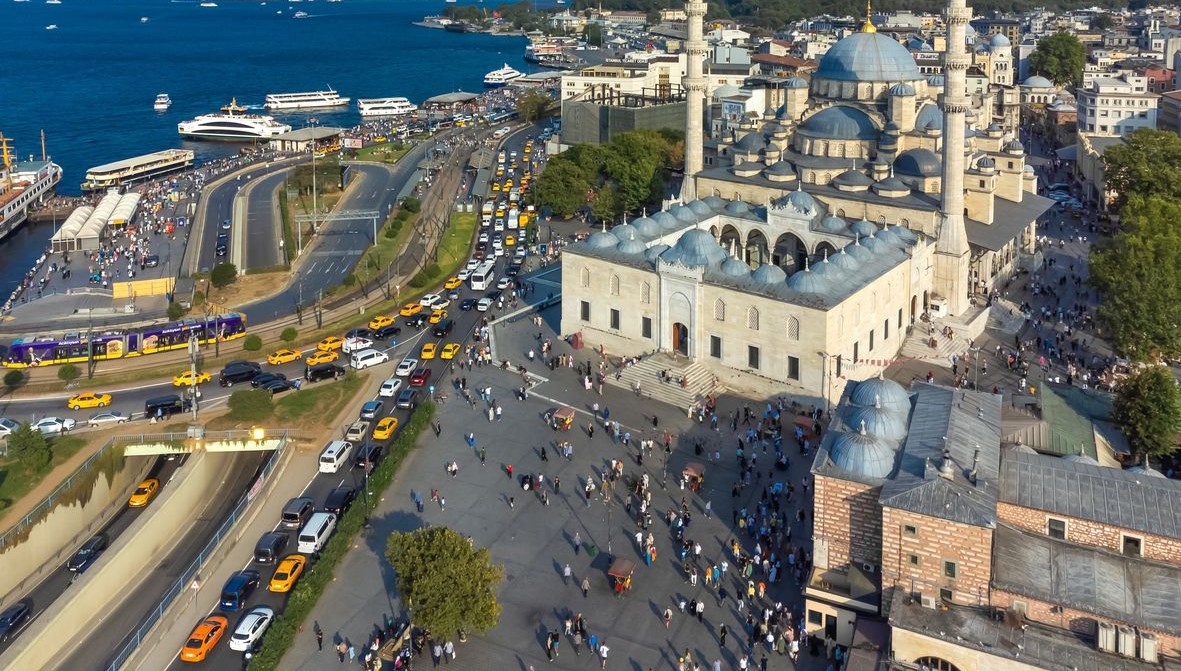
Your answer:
188,333 -> 200,421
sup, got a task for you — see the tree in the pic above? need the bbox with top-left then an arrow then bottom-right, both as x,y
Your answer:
58,364 -> 81,383
516,90 -> 552,125
531,160 -> 591,218
385,527 -> 503,636
167,302 -> 185,320
280,327 -> 298,345
243,334 -> 263,351
401,196 -> 421,214
1091,13 -> 1115,31
1102,129 -> 1181,210
1090,195 -> 1181,361
1114,366 -> 1181,462
591,182 -> 622,224
3,370 -> 25,392
8,422 -> 51,472
583,23 -> 603,47
1028,32 -> 1085,87
210,263 -> 238,289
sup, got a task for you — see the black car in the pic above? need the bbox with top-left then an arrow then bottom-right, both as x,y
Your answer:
354,443 -> 385,469
323,486 -> 357,515
253,531 -> 290,564
486,289 -> 503,301
405,315 -> 428,329
372,324 -> 402,340
305,363 -> 346,383
396,388 -> 419,410
251,372 -> 287,388
261,378 -> 296,394
215,243 -> 228,257
459,298 -> 476,311
66,534 -> 109,573
143,254 -> 160,268
0,602 -> 31,643
346,328 -> 374,339
220,362 -> 261,387
219,570 -> 261,612
505,264 -> 521,277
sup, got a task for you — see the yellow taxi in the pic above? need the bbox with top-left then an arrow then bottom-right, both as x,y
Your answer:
399,302 -> 424,317
443,277 -> 463,290
67,392 -> 112,410
317,336 -> 344,352
179,615 -> 229,662
495,205 -> 506,217
368,314 -> 395,330
523,169 -> 532,180
305,350 -> 339,366
268,554 -> 306,593
372,417 -> 399,440
495,166 -> 505,177
491,181 -> 501,192
128,478 -> 160,508
420,342 -> 437,360
440,343 -> 462,360
503,179 -> 514,190
172,371 -> 211,387
429,309 -> 448,325
267,349 -> 303,365
374,136 -> 387,144
505,234 -> 516,247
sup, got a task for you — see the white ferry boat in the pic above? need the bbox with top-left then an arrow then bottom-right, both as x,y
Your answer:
264,88 -> 349,111
81,149 -> 194,192
153,93 -> 171,111
356,97 -> 418,118
483,63 -> 524,88
178,100 -> 292,141
0,136 -> 62,241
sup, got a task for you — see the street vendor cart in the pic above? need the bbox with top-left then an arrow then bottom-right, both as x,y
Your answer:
608,557 -> 635,595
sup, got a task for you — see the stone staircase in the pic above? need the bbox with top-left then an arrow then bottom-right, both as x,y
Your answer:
985,298 -> 1027,336
605,352 -> 719,410
900,304 -> 990,364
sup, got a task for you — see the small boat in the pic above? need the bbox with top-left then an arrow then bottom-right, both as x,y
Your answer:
140,16 -> 149,22
45,0 -> 61,4
45,23 -> 57,29
199,1 -> 217,6
154,93 -> 172,111
293,10 -> 308,18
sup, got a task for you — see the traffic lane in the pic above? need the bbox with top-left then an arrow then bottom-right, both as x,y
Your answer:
0,455 -> 178,657
197,158 -> 306,273
58,451 -> 268,671
244,170 -> 292,272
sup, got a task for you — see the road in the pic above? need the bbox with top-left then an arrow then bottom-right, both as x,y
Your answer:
243,170 -> 292,272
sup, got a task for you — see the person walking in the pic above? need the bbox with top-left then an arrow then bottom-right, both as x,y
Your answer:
432,642 -> 443,667
598,643 -> 610,669
314,623 -> 323,651
719,623 -> 727,647
573,531 -> 581,553
444,640 -> 455,663
336,641 -> 347,663
563,563 -> 572,585
663,607 -> 673,629
581,576 -> 591,598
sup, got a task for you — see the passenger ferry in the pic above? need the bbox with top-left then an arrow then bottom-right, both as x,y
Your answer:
356,97 -> 418,118
178,99 -> 292,141
0,134 -> 62,241
153,93 -> 172,111
483,63 -> 524,88
81,149 -> 194,192
264,88 -> 349,111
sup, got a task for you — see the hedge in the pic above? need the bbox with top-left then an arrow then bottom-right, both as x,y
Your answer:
247,400 -> 437,670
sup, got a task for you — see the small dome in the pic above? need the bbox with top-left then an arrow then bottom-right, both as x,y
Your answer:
849,217 -> 879,238
724,200 -> 751,215
989,33 -> 1011,48
850,374 -> 910,408
1062,454 -> 1100,466
811,253 -> 839,278
616,235 -> 647,255
986,123 -> 1002,133
800,107 -> 879,140
977,156 -> 996,170
914,104 -> 943,131
773,186 -> 818,216
631,216 -> 662,238
873,177 -> 911,196
786,266 -> 830,293
688,199 -> 713,217
586,230 -> 618,249
833,169 -> 874,188
894,148 -> 941,178
884,121 -> 901,133
1127,465 -> 1167,478
702,196 -> 727,211
750,263 -> 786,285
712,83 -> 742,100
862,231 -> 891,253
763,160 -> 797,177
644,243 -> 670,262
720,257 -> 751,277
730,161 -> 764,178
1022,75 -> 1053,88
844,399 -> 908,442
818,214 -> 847,233
1004,139 -> 1025,153
763,121 -> 787,136
774,104 -> 791,120
733,132 -> 768,153
672,228 -> 727,266
927,75 -> 945,87
830,424 -> 897,480
815,32 -> 923,82
652,211 -> 679,230
829,247 -> 860,271
784,76 -> 809,89
611,223 -> 639,241
891,222 -> 918,243
888,82 -> 916,96
846,237 -> 873,262
670,204 -> 699,223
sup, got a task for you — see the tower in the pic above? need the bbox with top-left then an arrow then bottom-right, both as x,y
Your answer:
681,0 -> 707,200
934,0 -> 972,315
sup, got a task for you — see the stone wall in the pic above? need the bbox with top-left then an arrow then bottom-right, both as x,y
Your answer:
813,474 -> 882,569
880,506 -> 993,605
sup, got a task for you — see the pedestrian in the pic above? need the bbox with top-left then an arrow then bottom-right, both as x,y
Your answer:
314,623 -> 323,651
719,623 -> 727,647
337,641 -> 347,663
509,496 -> 515,509
599,643 -> 609,669
349,644 -> 356,663
573,531 -> 581,553
663,607 -> 672,629
479,447 -> 487,465
554,477 -> 560,494
588,422 -> 595,439
581,576 -> 590,597
444,640 -> 455,663
506,464 -> 513,479
563,563 -> 572,584
432,642 -> 443,667
695,599 -> 704,623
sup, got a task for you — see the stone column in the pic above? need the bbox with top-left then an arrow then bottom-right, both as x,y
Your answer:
934,0 -> 973,315
681,0 -> 708,200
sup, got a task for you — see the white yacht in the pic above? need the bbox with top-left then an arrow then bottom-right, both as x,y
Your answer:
177,101 -> 292,141
483,63 -> 524,88
292,10 -> 308,18
199,2 -> 217,6
153,93 -> 172,111
264,88 -> 349,111
356,97 -> 418,118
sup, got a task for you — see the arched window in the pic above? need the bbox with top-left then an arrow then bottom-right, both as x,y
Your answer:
836,208 -> 845,218
641,281 -> 652,305
878,214 -> 887,224
580,267 -> 591,288
746,306 -> 760,330
914,657 -> 962,671
714,298 -> 726,321
609,274 -> 620,296
786,315 -> 800,340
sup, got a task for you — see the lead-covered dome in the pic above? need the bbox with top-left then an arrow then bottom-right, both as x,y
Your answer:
894,148 -> 941,177
786,266 -> 829,293
843,398 -> 908,443
720,257 -> 751,277
631,216 -> 662,238
669,229 -> 727,267
818,213 -> 848,233
586,230 -> 618,249
849,217 -> 879,238
815,32 -> 923,82
750,263 -> 786,285
616,235 -> 647,255
652,210 -> 680,231
800,107 -> 879,140
773,187 -> 819,216
850,374 -> 910,408
724,200 -> 751,215
703,196 -> 727,211
1022,75 -> 1053,88
644,243 -> 670,262
784,76 -> 809,89
688,199 -> 713,217
830,423 -> 898,479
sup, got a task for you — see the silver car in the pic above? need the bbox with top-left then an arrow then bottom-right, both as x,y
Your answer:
229,606 -> 274,652
33,417 -> 76,435
0,418 -> 19,437
88,411 -> 130,428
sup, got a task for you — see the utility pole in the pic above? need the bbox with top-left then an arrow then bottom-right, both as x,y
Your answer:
308,117 -> 319,258
188,333 -> 200,421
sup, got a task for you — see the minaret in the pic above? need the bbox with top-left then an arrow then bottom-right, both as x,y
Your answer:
934,0 -> 972,315
681,0 -> 707,200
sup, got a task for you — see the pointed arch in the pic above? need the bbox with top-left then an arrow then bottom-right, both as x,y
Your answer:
580,267 -> 591,288
609,273 -> 620,296
746,306 -> 760,330
641,281 -> 652,305
787,315 -> 801,340
713,298 -> 726,322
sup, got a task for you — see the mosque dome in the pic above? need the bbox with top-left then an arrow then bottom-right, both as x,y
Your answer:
616,235 -> 647,255
843,398 -> 908,443
862,231 -> 891,253
750,263 -> 787,285
873,177 -> 911,197
786,266 -> 830,293
846,238 -> 873,262
670,204 -> 700,223
874,222 -> 901,244
1022,75 -> 1053,88
644,243 -> 670,262
849,217 -> 879,238
733,131 -> 768,153
720,257 -> 751,277
830,424 -> 898,479
670,229 -> 727,267
1127,465 -> 1167,478
888,82 -> 916,96
763,161 -> 798,181
631,216 -> 662,238
773,186 -> 819,216
652,211 -> 680,231
774,104 -> 792,120
731,161 -> 764,178
763,121 -> 788,136
1062,454 -> 1100,466
884,121 -> 901,133
829,247 -> 860,271
611,223 -> 639,241
688,199 -> 713,217
586,230 -> 619,249
1004,139 -> 1025,153
894,148 -> 941,178
800,107 -> 879,140
784,76 -> 810,89
891,222 -> 918,243
712,84 -> 742,100
977,156 -> 996,171
818,213 -> 848,233
724,200 -> 751,215
989,33 -> 1011,48
833,169 -> 874,189
927,75 -> 945,88
815,32 -> 923,82
914,104 -> 943,131
850,374 -> 910,408
811,253 -> 839,278
703,196 -> 727,211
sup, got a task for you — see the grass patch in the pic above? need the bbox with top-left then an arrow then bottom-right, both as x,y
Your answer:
0,435 -> 91,515
354,142 -> 411,164
354,212 -> 418,288
274,372 -> 367,425
249,402 -> 436,671
410,211 -> 477,289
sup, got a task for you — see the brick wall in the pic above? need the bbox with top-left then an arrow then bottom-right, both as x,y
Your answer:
880,506 -> 993,605
997,502 -> 1181,565
813,474 -> 882,569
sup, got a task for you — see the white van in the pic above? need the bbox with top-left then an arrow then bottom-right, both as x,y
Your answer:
318,440 -> 354,474
297,512 -> 337,554
350,348 -> 390,370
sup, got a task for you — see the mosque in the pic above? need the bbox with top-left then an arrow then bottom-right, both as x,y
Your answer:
560,0 -> 1052,403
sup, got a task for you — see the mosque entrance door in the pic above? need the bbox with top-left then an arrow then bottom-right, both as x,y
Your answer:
672,323 -> 689,356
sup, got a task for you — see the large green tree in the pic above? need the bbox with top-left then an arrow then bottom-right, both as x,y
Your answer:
8,422 -> 51,472
531,159 -> 591,218
516,90 -> 552,125
1114,366 -> 1181,462
386,527 -> 503,636
1028,32 -> 1085,86
1090,195 -> 1181,361
1102,129 -> 1181,210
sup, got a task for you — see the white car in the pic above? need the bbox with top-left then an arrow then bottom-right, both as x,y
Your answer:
476,297 -> 493,312
378,377 -> 403,398
0,418 -> 19,437
33,417 -> 76,435
419,293 -> 443,308
87,411 -> 130,427
395,358 -> 418,377
229,606 -> 275,651
513,249 -> 527,262
342,336 -> 374,354
457,268 -> 472,281
431,298 -> 451,310
493,219 -> 505,233
351,349 -> 390,370
478,231 -> 489,243
497,277 -> 512,290
465,259 -> 480,271
492,245 -> 504,257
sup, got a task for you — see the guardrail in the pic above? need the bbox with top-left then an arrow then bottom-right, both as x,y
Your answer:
104,441 -> 286,671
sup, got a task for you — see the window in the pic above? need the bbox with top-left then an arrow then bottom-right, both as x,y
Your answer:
713,298 -> 726,321
641,282 -> 651,304
943,560 -> 958,579
1122,534 -> 1143,557
609,309 -> 620,330
787,356 -> 800,381
883,318 -> 889,340
835,355 -> 842,378
908,553 -> 920,566
786,315 -> 800,340
748,345 -> 760,370
580,267 -> 590,288
1047,518 -> 1066,540
979,179 -> 986,188
641,317 -> 652,339
609,274 -> 620,296
904,524 -> 917,537
853,341 -> 859,363
580,301 -> 590,321
869,330 -> 875,351
915,658 -> 962,671
807,610 -> 823,625
746,306 -> 760,330
898,308 -> 903,329
709,335 -> 722,358
940,588 -> 954,603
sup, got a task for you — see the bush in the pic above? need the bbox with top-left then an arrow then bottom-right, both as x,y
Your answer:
247,402 -> 436,671
210,263 -> 238,289
226,389 -> 274,422
395,210 -> 410,222
192,290 -> 205,307
167,302 -> 185,320
3,370 -> 25,390
8,422 -> 51,473
401,196 -> 421,213
58,364 -> 81,383
243,334 -> 263,351
342,274 -> 357,287
280,327 -> 298,345
408,272 -> 429,289
384,223 -> 400,240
